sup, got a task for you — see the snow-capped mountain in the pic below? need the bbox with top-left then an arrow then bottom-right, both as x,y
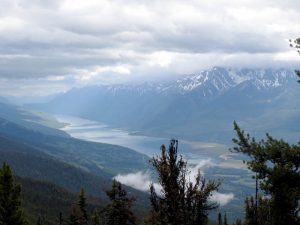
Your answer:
28,67 -> 300,143
174,67 -> 294,92
90,67 -> 296,97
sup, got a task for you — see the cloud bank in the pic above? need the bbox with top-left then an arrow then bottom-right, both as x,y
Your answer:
1,0 -> 300,95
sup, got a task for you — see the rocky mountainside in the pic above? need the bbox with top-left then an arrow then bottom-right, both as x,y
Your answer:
92,67 -> 295,95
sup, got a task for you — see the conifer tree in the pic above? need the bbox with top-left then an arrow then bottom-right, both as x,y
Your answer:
244,195 -> 272,225
223,213 -> 228,225
102,179 -> 136,225
91,209 -> 102,225
67,188 -> 89,225
0,162 -> 27,225
68,205 -> 81,225
36,216 -> 45,225
218,212 -> 222,225
244,197 -> 255,225
290,38 -> 300,82
78,188 -> 88,224
149,139 -> 220,225
232,219 -> 242,225
232,122 -> 300,225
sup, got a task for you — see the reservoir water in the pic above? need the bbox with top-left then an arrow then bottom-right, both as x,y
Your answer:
55,115 -> 233,166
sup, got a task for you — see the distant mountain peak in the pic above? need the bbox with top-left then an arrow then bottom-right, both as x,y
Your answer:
61,67 -> 296,99
171,67 -> 296,96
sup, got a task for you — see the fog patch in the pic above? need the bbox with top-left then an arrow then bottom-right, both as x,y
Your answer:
114,171 -> 162,193
210,192 -> 235,206
114,159 -> 234,206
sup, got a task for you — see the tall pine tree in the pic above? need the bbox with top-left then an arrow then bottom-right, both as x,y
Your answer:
149,139 -> 220,225
223,213 -> 228,225
0,162 -> 27,225
78,188 -> 88,225
290,38 -> 300,82
232,122 -> 300,225
68,188 -> 89,225
102,180 -> 136,225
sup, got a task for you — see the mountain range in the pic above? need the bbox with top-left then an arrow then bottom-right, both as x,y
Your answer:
29,67 -> 300,143
2,66 -> 299,223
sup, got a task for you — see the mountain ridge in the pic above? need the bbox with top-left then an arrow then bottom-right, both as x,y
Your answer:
27,67 -> 300,143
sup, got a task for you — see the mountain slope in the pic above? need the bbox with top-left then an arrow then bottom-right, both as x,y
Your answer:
0,117 -> 149,176
29,67 -> 300,143
0,137 -> 150,222
0,102 -> 69,138
18,176 -> 101,225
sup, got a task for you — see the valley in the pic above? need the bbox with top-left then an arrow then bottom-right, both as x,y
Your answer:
0,67 -> 299,224
1,2 -> 299,224
53,114 -> 253,221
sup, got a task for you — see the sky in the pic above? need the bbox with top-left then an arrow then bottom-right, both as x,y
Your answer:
0,0 -> 300,96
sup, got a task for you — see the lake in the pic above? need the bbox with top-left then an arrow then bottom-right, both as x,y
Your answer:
55,115 -> 234,165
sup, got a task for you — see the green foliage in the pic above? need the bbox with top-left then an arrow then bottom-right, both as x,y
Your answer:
0,148 -> 110,201
218,212 -> 222,225
0,162 -> 27,225
100,180 -> 136,225
244,197 -> 255,225
244,195 -> 271,225
0,115 -> 149,177
78,188 -> 88,224
68,204 -> 83,225
223,213 -> 228,225
19,176 -> 101,225
289,38 -> 300,82
67,188 -> 89,225
232,219 -> 242,225
149,139 -> 220,225
232,122 -> 300,225
91,209 -> 102,225
36,216 -> 45,225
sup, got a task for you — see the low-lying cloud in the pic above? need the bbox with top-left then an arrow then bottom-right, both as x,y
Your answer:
210,192 -> 235,207
114,171 -> 162,193
114,159 -> 234,206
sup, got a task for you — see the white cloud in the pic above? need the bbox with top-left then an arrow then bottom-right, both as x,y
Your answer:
210,192 -> 235,207
114,159 -> 234,206
1,0 -> 300,95
114,171 -> 162,193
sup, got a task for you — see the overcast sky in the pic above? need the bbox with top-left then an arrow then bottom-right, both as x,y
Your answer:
0,0 -> 300,96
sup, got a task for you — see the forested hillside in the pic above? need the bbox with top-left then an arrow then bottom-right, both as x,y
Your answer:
0,102 -> 151,224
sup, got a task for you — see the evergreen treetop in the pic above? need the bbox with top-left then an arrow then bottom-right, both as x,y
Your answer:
0,162 -> 27,225
149,139 -> 220,225
232,122 -> 300,225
